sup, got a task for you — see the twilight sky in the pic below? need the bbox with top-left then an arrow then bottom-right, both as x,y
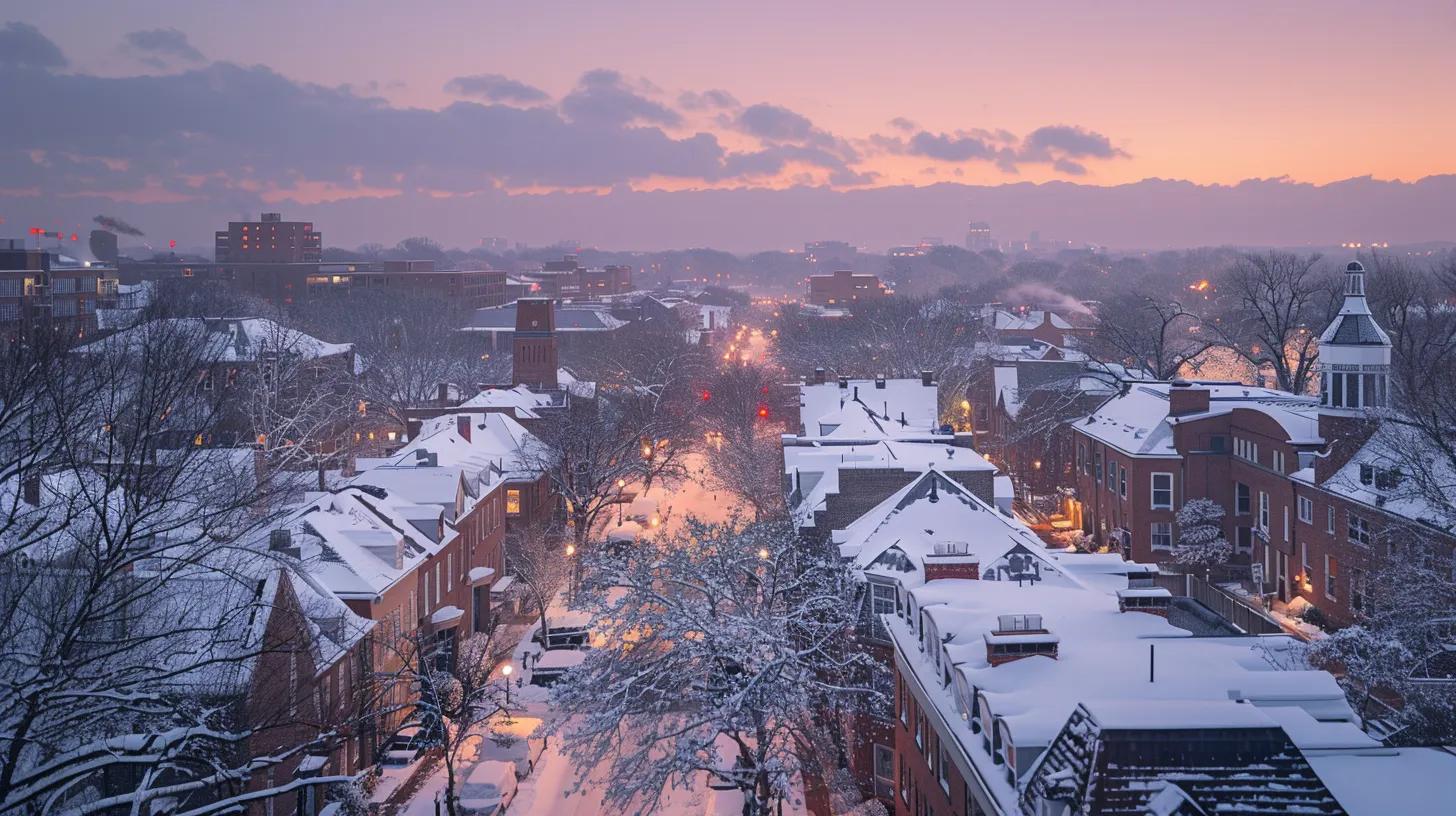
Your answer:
3,1 -> 1455,251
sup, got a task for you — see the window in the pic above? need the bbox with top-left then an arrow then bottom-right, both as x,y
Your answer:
1272,450 -> 1285,473
434,563 -> 442,605
1360,464 -> 1404,491
1325,555 -> 1338,599
505,488 -> 521,515
1236,526 -> 1253,553
873,744 -> 895,800
1258,491 -> 1269,533
1300,540 -> 1310,579
1283,506 -> 1290,542
1235,483 -> 1250,515
1327,505 -> 1335,534
937,743 -> 950,792
1077,443 -> 1086,474
1298,496 -> 1313,524
1151,522 -> 1173,550
1094,450 -> 1103,483
871,583 -> 898,616
1352,568 -> 1367,613
915,712 -> 925,750
1106,458 -> 1115,492
1348,513 -> 1372,547
1118,466 -> 1127,499
1150,473 -> 1173,509
201,371 -> 214,391
1235,436 -> 1260,463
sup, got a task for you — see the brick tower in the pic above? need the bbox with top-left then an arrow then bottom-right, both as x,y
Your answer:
512,298 -> 559,389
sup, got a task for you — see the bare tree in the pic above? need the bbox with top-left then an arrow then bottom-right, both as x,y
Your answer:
1090,292 -> 1213,380
0,318 -> 363,815
548,516 -> 877,816
1209,252 -> 1340,394
293,289 -> 507,427
505,518 -> 572,640
699,425 -> 786,521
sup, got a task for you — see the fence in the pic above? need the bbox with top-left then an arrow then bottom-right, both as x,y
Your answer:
1153,571 -> 1286,636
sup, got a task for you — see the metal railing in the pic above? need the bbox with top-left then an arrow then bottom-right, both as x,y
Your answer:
1154,571 -> 1286,636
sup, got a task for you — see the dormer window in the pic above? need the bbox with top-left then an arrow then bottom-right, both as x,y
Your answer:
1358,464 -> 1403,491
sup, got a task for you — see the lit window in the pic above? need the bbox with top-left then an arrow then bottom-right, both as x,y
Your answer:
505,489 -> 521,515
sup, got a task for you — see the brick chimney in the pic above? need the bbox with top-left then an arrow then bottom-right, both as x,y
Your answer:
813,367 -> 826,384
1168,380 -> 1210,416
456,415 -> 472,442
920,370 -> 934,387
512,298 -> 559,390
923,541 -> 979,582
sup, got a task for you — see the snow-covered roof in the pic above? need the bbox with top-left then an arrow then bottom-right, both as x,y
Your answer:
280,485 -> 454,599
797,377 -> 940,441
458,383 -> 559,417
365,411 -> 542,494
89,316 -> 351,363
1303,418 -> 1456,531
1075,381 -> 1322,456
834,471 -> 1054,588
889,576 -> 1365,811
783,439 -> 995,527
1307,748 -> 1456,816
465,303 -> 627,332
988,308 -> 1073,332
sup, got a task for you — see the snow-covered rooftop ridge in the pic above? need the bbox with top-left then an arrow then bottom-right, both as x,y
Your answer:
277,483 -> 455,599
89,316 -> 351,362
1076,380 -> 1322,456
798,377 -> 941,441
366,410 -> 541,491
783,439 -> 995,527
835,470 -> 1054,587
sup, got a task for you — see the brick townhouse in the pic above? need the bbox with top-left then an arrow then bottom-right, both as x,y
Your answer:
1069,261 -> 1455,624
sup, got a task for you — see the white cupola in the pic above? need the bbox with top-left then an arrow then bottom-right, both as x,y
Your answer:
1317,260 -> 1391,412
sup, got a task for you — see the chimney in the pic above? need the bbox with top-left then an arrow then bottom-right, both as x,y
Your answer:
921,370 -> 934,387
269,528 -> 301,559
814,367 -> 826,385
984,614 -> 1058,666
456,415 -> 472,442
923,541 -> 979,582
413,449 -> 438,467
875,376 -> 886,389
837,375 -> 849,389
436,382 -> 452,403
21,474 -> 40,507
1167,380 -> 1209,417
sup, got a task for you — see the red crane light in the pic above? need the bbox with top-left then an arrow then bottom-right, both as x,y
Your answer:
756,404 -> 769,419
169,239 -> 177,249
700,390 -> 712,402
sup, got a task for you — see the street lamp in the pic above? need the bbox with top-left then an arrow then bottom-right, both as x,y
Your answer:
501,664 -> 513,707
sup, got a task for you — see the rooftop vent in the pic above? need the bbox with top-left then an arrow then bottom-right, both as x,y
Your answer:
996,613 -> 1043,633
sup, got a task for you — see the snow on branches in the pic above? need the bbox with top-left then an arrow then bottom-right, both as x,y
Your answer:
546,516 -> 878,816
1172,498 -> 1232,569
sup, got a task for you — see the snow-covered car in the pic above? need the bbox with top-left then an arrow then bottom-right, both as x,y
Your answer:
532,609 -> 592,649
529,648 -> 585,687
477,714 -> 548,778
380,725 -> 427,766
457,760 -> 517,815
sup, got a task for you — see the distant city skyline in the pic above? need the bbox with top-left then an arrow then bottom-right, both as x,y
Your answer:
3,1 -> 1456,250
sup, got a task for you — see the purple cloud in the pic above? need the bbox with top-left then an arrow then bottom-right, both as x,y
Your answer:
444,73 -> 550,104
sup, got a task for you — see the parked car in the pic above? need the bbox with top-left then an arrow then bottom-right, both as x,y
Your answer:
477,714 -> 548,778
532,609 -> 591,649
381,724 -> 427,766
529,649 -> 585,687
458,760 -> 517,815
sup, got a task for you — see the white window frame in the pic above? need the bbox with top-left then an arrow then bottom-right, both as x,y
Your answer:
1325,555 -> 1338,600
1118,465 -> 1127,499
1297,495 -> 1313,524
1151,521 -> 1173,550
1150,472 -> 1174,510
1258,491 -> 1270,534
1327,505 -> 1335,534
1348,512 -> 1372,547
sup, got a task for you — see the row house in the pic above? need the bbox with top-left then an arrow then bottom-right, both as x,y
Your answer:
829,468 -> 1103,806
882,562 -> 1434,815
1069,262 -> 1455,624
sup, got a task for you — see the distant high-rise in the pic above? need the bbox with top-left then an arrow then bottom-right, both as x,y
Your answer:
965,221 -> 994,251
214,212 -> 321,263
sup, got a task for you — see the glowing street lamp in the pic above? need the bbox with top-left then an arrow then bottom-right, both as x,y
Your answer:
501,664 -> 513,706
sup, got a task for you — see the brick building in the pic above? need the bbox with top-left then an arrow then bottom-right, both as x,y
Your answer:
1068,262 -> 1455,624
216,212 -> 322,264
807,269 -> 890,308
